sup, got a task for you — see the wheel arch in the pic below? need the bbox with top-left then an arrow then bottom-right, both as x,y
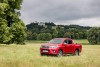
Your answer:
58,49 -> 63,53
75,48 -> 79,52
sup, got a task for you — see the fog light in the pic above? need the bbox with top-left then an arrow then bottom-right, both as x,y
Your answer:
53,50 -> 56,53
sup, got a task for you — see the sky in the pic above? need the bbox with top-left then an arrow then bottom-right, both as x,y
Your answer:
20,0 -> 100,26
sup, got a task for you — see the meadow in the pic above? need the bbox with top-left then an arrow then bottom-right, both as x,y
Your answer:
0,39 -> 100,67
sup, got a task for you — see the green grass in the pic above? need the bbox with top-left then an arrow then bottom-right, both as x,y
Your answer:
0,40 -> 100,67
74,39 -> 89,45
25,40 -> 48,44
26,39 -> 89,45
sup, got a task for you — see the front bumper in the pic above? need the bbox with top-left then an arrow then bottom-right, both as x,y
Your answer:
40,48 -> 58,55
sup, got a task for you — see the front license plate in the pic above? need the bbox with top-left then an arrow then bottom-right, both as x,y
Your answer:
43,50 -> 48,52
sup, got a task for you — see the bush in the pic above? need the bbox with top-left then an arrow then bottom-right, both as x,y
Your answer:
87,27 -> 100,44
37,33 -> 52,41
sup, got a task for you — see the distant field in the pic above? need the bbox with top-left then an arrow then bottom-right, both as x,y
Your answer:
0,40 -> 100,67
74,39 -> 89,45
26,39 -> 89,45
25,40 -> 48,43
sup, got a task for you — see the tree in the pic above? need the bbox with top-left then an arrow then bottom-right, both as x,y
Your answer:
63,28 -> 87,39
0,3 -> 9,14
0,19 -> 13,44
52,29 -> 58,38
0,3 -> 12,44
0,0 -> 26,44
27,31 -> 37,40
63,32 -> 71,38
87,27 -> 100,44
56,26 -> 65,38
10,21 -> 27,44
37,33 -> 52,41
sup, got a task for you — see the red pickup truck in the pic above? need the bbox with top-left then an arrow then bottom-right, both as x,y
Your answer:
40,38 -> 82,57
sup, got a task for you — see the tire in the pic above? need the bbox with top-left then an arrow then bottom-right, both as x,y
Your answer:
74,50 -> 79,56
57,50 -> 63,57
41,53 -> 45,56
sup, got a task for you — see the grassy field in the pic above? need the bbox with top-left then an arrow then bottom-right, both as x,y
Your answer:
74,39 -> 89,45
26,39 -> 89,44
0,40 -> 100,67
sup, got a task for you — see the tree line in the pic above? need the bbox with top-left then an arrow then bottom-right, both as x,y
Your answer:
27,22 -> 100,45
26,22 -> 90,40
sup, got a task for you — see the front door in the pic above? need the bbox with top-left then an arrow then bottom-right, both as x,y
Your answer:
63,40 -> 74,53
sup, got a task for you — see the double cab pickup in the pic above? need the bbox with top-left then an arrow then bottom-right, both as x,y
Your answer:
40,38 -> 82,57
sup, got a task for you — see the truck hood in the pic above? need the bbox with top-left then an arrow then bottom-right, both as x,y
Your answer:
42,43 -> 60,46
41,43 -> 61,48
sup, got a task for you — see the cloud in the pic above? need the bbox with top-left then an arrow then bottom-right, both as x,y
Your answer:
20,0 -> 100,26
56,17 -> 100,27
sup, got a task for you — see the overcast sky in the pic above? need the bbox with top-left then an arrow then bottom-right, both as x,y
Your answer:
20,0 -> 100,26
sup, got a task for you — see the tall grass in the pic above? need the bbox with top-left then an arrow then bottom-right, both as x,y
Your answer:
0,42 -> 100,67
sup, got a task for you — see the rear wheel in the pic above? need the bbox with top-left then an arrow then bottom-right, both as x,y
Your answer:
57,50 -> 63,57
74,50 -> 79,56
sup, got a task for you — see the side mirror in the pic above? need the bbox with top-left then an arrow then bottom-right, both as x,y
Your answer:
64,42 -> 66,44
64,42 -> 68,45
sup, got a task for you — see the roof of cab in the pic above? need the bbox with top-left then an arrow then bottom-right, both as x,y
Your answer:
54,38 -> 72,40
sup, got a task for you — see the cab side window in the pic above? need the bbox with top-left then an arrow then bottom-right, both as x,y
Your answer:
64,40 -> 68,44
68,40 -> 72,44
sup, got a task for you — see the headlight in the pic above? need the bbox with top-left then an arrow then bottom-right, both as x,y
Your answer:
49,46 -> 58,48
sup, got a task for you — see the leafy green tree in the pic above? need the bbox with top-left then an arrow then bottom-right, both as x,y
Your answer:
27,31 -> 37,40
87,27 -> 100,44
37,33 -> 52,41
0,0 -> 26,44
0,19 -> 13,44
10,21 -> 27,44
63,28 -> 87,39
63,32 -> 71,38
52,29 -> 58,38
56,26 -> 65,38
0,3 -> 9,14
0,3 -> 11,44
27,31 -> 33,40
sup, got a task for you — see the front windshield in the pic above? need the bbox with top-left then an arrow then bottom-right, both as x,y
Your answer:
48,39 -> 64,44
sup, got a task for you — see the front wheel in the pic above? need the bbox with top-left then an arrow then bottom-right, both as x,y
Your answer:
57,50 -> 63,57
74,50 -> 79,56
40,53 -> 46,56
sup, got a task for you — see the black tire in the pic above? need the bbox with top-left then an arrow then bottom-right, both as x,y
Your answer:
57,50 -> 63,57
41,53 -> 45,56
74,50 -> 79,56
